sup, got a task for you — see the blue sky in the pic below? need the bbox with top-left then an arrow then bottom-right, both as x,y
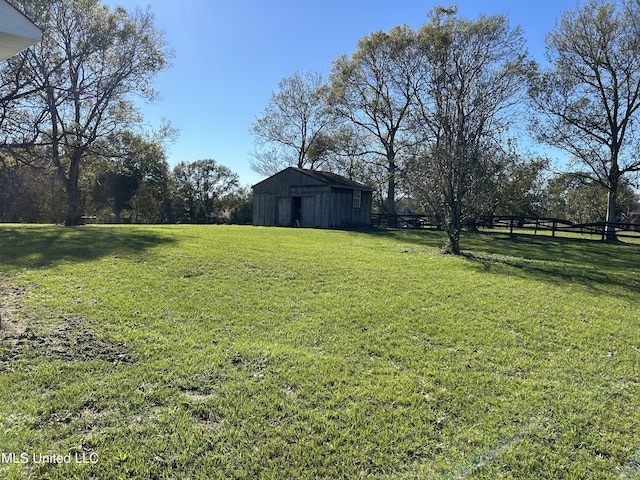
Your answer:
103,0 -> 582,187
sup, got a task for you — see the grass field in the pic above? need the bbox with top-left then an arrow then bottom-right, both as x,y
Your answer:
0,224 -> 639,479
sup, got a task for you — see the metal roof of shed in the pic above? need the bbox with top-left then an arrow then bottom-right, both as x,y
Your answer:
253,167 -> 374,191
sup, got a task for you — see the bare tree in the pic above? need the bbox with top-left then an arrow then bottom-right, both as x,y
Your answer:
251,70 -> 334,176
0,53 -> 43,151
529,0 -> 640,242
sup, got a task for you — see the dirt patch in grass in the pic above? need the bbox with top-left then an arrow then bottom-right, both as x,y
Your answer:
4,316 -> 132,363
180,389 -> 217,402
0,276 -> 33,334
0,276 -> 131,364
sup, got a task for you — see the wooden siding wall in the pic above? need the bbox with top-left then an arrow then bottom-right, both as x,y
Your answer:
357,190 -> 373,226
252,169 -> 372,228
253,189 -> 372,227
276,197 -> 291,226
253,193 -> 277,226
290,186 -> 330,228
330,188 -> 372,228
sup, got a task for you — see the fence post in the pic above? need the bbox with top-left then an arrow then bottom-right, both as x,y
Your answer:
552,219 -> 557,237
509,216 -> 514,234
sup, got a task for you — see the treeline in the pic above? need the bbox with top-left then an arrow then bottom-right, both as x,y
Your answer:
0,0 -> 252,226
0,151 -> 252,224
252,2 -> 640,251
400,164 -> 639,228
0,0 -> 173,226
2,1 -> 640,253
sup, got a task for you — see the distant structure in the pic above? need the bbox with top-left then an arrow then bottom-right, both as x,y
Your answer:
252,167 -> 373,229
0,0 -> 42,61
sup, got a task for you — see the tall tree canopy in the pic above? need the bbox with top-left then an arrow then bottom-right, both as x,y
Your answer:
329,25 -> 423,218
173,159 -> 239,224
412,7 -> 529,254
91,132 -> 173,223
3,0 -> 172,225
251,70 -> 334,176
529,0 -> 640,242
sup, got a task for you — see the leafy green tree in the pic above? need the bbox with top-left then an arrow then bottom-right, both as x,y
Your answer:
0,157 -> 63,222
130,183 -> 163,223
529,0 -> 640,242
491,156 -> 549,217
173,159 -> 239,223
221,187 -> 253,225
412,7 -> 530,254
91,162 -> 139,222
542,173 -> 639,224
329,25 -> 423,218
618,181 -> 640,222
89,132 -> 173,223
6,0 -> 172,225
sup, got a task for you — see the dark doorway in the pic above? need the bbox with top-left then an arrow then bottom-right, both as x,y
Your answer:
292,197 -> 302,227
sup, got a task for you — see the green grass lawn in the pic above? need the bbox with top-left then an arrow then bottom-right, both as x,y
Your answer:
0,224 -> 639,479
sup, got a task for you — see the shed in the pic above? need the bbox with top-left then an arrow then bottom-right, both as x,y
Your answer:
252,167 -> 373,228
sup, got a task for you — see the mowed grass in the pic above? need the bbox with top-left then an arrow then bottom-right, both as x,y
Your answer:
0,224 -> 639,479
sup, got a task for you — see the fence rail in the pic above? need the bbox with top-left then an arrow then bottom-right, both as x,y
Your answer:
476,215 -> 640,240
371,213 -> 640,240
370,214 -> 439,230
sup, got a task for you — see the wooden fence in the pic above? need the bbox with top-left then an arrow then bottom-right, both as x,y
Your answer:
371,213 -> 640,240
476,216 -> 640,240
370,213 -> 438,230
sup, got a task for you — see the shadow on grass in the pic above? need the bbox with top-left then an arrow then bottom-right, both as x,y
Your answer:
0,225 -> 176,271
347,228 -> 447,250
351,228 -> 640,300
465,233 -> 640,301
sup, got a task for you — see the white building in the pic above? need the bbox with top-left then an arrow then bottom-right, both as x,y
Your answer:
0,0 -> 41,61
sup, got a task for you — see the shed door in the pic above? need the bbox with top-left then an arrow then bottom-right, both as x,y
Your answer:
302,197 -> 316,227
292,197 -> 302,226
277,197 -> 291,226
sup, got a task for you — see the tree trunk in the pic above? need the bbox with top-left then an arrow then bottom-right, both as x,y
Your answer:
445,229 -> 461,255
604,186 -> 618,243
64,185 -> 82,226
387,158 -> 397,227
604,167 -> 620,243
443,200 -> 462,255
387,169 -> 396,214
64,154 -> 82,226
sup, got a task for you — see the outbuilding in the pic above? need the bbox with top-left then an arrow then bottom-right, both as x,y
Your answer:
252,167 -> 373,228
